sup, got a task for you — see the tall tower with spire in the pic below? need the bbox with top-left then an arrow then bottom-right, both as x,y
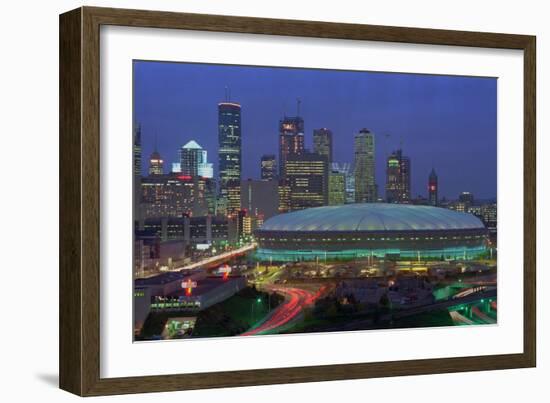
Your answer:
428,168 -> 438,206
278,99 -> 305,179
218,89 -> 242,214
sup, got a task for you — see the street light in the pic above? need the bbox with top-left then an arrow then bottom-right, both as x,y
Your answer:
251,296 -> 263,323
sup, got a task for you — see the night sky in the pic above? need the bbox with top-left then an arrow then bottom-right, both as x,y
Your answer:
134,60 -> 497,200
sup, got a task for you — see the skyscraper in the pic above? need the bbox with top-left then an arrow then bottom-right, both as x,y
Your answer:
480,203 -> 497,235
203,176 -> 216,214
277,180 -> 291,213
140,175 -> 195,218
197,155 -> 214,179
331,162 -> 355,203
328,171 -> 346,205
179,140 -> 213,178
139,174 -> 214,219
285,153 -> 328,210
459,191 -> 475,207
133,123 -> 142,218
278,116 -> 305,179
171,162 -> 181,173
451,192 -> 474,213
240,179 -> 279,220
218,101 -> 242,213
313,128 -> 333,164
179,140 -> 201,177
133,123 -> 142,178
385,149 -> 411,203
260,154 -> 277,181
428,168 -> 438,206
148,150 -> 164,176
401,154 -> 411,202
354,129 -> 377,203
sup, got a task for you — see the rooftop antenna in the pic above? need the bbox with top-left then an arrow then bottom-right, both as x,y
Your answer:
399,135 -> 404,150
154,132 -> 158,152
384,133 -> 391,159
296,98 -> 302,116
224,86 -> 230,102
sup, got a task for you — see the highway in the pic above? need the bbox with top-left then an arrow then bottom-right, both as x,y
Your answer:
241,270 -> 496,335
450,311 -> 476,325
173,243 -> 257,271
392,287 -> 496,319
471,306 -> 496,324
242,286 -> 327,336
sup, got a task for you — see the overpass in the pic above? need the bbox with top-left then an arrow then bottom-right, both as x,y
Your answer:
319,287 -> 496,332
392,287 -> 496,320
173,243 -> 257,272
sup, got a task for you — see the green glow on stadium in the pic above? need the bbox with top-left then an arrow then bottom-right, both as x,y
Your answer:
254,245 -> 488,262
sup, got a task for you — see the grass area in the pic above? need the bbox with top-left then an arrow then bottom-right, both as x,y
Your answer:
192,287 -> 283,338
283,308 -> 454,334
284,315 -> 365,334
385,309 -> 455,329
283,304 -> 386,334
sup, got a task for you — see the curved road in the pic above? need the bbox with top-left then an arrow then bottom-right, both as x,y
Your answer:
242,286 -> 326,336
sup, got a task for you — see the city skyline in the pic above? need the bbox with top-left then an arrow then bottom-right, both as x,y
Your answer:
134,60 -> 497,201
133,60 -> 498,341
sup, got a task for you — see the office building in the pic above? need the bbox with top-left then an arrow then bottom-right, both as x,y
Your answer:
285,153 -> 328,210
133,123 -> 142,178
218,101 -> 242,213
140,174 -> 213,219
278,180 -> 291,213
138,215 -> 231,245
179,140 -> 201,176
260,154 -> 277,181
459,192 -> 475,209
240,178 -> 279,220
331,162 -> 355,203
313,128 -> 333,163
133,123 -> 142,218
480,203 -> 497,234
385,149 -> 411,203
354,129 -> 377,203
278,116 -> 305,179
171,162 -> 181,173
328,171 -> 346,205
180,140 -> 214,179
148,150 -> 164,176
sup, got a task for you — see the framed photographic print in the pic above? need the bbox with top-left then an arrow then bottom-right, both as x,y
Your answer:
59,6 -> 536,396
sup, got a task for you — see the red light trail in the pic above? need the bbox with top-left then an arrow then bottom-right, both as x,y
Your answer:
242,285 -> 329,336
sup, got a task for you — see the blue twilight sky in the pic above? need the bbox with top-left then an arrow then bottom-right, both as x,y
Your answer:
134,60 -> 497,200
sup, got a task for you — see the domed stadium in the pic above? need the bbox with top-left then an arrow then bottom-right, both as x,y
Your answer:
254,204 -> 489,261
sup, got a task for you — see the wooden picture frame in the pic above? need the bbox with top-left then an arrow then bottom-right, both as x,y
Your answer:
59,6 -> 536,396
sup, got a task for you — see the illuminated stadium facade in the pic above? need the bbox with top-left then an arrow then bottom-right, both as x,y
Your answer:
254,204 -> 489,261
